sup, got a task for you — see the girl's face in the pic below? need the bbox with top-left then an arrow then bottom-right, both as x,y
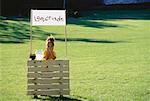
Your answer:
47,42 -> 53,48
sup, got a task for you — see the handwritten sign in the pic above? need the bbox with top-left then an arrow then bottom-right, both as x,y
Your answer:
31,10 -> 66,26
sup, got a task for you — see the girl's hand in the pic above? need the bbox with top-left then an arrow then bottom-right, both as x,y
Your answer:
47,47 -> 53,55
47,47 -> 53,52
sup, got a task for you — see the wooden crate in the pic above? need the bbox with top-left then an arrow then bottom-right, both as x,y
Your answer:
27,60 -> 69,96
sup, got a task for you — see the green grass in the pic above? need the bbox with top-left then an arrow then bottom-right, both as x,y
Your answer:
1,9 -> 150,101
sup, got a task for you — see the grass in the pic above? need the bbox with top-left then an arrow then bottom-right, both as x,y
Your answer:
0,9 -> 150,101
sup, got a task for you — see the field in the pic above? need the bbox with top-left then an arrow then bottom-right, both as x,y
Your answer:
0,9 -> 150,101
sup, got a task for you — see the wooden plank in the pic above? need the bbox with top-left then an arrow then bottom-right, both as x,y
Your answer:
46,60 -> 69,65
28,66 -> 69,72
28,84 -> 69,90
28,78 -> 69,84
27,90 -> 69,95
28,72 -> 69,78
27,60 -> 45,66
27,60 -> 69,66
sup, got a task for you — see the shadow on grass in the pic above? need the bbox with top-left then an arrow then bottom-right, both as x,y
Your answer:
0,17 -> 57,44
1,9 -> 149,44
81,9 -> 150,20
56,38 -> 125,44
68,9 -> 150,28
68,18 -> 119,29
0,16 -> 122,44
33,96 -> 83,101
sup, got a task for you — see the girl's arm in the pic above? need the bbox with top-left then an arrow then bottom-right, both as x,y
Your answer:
43,50 -> 49,60
48,48 -> 56,60
52,51 -> 56,60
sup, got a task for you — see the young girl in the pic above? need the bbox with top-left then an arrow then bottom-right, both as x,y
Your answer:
43,35 -> 56,60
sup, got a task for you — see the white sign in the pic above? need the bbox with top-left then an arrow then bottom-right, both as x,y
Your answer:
31,10 -> 66,26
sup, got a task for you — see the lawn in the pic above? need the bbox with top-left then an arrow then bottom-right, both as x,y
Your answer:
0,9 -> 150,101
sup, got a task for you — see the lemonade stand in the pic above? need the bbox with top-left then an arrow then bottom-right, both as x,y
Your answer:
27,10 -> 69,98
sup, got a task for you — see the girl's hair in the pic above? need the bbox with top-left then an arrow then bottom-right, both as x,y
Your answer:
46,35 -> 55,48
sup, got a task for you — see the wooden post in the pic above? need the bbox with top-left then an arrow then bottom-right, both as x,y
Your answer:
65,25 -> 67,60
30,9 -> 33,55
34,61 -> 38,98
63,0 -> 66,9
59,63 -> 63,97
64,10 -> 67,60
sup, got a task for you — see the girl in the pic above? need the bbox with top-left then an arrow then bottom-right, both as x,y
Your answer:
43,35 -> 56,60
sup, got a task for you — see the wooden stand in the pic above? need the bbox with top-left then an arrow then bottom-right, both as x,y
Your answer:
28,9 -> 69,98
27,60 -> 69,97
